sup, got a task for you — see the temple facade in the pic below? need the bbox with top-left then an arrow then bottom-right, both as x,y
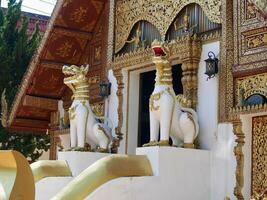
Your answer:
2,0 -> 267,199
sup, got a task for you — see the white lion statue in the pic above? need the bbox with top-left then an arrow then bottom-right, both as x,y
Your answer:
62,64 -> 112,152
143,40 -> 199,148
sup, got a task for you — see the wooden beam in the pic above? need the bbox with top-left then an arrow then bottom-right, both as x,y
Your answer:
9,126 -> 47,134
22,95 -> 58,111
13,118 -> 49,128
40,60 -> 65,70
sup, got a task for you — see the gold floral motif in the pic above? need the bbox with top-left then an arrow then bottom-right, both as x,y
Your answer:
176,94 -> 192,108
115,0 -> 221,52
68,106 -> 77,120
149,92 -> 161,111
246,1 -> 257,19
251,115 -> 267,198
91,103 -> 105,117
56,42 -> 73,57
94,46 -> 101,61
242,27 -> 267,55
236,73 -> 267,105
246,32 -> 267,50
71,6 -> 88,23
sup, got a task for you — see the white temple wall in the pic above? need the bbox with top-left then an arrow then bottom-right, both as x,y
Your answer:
197,41 -> 220,150
197,41 -> 237,199
210,123 -> 236,200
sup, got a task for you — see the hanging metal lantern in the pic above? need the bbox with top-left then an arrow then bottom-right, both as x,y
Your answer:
204,51 -> 218,80
99,81 -> 111,98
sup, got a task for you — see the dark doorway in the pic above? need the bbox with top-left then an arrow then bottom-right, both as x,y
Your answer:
138,64 -> 183,147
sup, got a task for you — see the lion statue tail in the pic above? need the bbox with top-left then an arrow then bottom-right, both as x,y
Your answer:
180,107 -> 199,139
94,115 -> 114,131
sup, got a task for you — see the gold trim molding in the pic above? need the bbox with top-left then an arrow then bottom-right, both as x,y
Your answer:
111,34 -> 202,152
115,0 -> 221,52
230,103 -> 267,115
251,115 -> 267,198
230,114 -> 245,200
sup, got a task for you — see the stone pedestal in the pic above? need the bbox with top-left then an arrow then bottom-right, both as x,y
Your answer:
89,147 -> 211,200
36,148 -> 211,200
35,151 -> 111,200
57,151 -> 111,176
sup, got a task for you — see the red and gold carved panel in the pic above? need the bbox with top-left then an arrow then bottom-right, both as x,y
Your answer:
27,66 -> 65,98
252,115 -> 267,197
55,0 -> 105,32
234,0 -> 267,72
42,29 -> 90,64
226,0 -> 267,111
242,27 -> 267,55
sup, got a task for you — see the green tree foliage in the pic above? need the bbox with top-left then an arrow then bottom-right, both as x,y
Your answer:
0,0 -> 50,162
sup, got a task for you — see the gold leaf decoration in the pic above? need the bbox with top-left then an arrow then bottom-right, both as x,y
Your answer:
252,115 -> 267,198
115,0 -> 221,52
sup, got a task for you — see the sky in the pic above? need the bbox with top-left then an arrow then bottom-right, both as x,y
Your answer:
1,0 -> 57,16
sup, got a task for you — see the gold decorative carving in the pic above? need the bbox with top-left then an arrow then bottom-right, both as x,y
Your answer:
218,0 -> 234,122
126,23 -> 142,49
176,94 -> 192,108
230,103 -> 267,115
149,92 -> 161,111
56,42 -> 73,57
115,0 -> 221,52
106,0 -> 115,68
112,34 -> 201,151
236,73 -> 267,105
149,88 -> 175,112
246,1 -> 257,19
94,46 -> 102,61
174,9 -> 197,32
199,30 -> 221,43
251,115 -> 267,198
91,103 -> 105,117
220,0 -> 267,199
243,27 -> 267,51
250,0 -> 267,15
219,0 -> 267,122
234,1 -> 267,71
71,6 -> 88,23
230,114 -> 245,200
